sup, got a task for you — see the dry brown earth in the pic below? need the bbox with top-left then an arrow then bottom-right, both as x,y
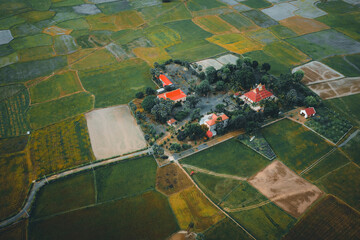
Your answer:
308,77 -> 360,99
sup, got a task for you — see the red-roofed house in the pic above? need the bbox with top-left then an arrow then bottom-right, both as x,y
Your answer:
167,118 -> 177,126
159,74 -> 173,87
242,84 -> 274,103
157,89 -> 187,102
300,107 -> 316,118
200,113 -> 229,137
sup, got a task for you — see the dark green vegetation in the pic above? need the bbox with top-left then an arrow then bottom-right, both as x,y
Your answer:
0,220 -> 27,240
305,107 -> 352,143
262,119 -> 332,173
341,132 -> 360,165
186,0 -> 226,12
283,195 -> 360,240
0,135 -> 28,154
181,139 -> 270,177
237,133 -> 276,160
31,172 -> 95,219
321,55 -> 360,77
28,92 -> 94,129
242,0 -> 271,9
219,12 -> 257,32
95,156 -> 157,202
0,86 -> 29,138
303,149 -> 349,182
316,0 -> 359,14
325,93 -> 360,126
317,163 -> 360,211
242,10 -> 278,28
231,203 -> 295,240
268,25 -> 298,39
29,191 -> 179,240
204,218 -> 253,240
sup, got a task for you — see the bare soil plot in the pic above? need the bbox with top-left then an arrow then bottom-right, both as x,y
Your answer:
248,161 -> 323,218
279,16 -> 330,35
196,59 -> 223,70
0,30 -> 14,44
309,77 -> 360,99
43,26 -> 72,36
216,54 -> 239,65
262,3 -> 298,21
85,105 -> 147,160
156,163 -> 193,196
292,61 -> 344,85
290,0 -> 327,18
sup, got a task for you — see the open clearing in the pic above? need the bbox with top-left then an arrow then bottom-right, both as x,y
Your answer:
292,61 -> 344,85
85,105 -> 146,160
196,59 -> 223,70
248,161 -> 323,218
279,16 -> 330,35
308,77 -> 360,99
283,195 -> 360,240
261,3 -> 298,21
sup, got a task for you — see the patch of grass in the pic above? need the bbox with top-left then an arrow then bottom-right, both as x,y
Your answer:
341,132 -> 360,165
18,46 -> 55,62
268,25 -> 298,39
79,58 -> 155,107
29,71 -> 82,104
316,0 -> 359,14
345,53 -> 360,70
28,92 -> 94,129
51,0 -> 84,7
204,218 -> 253,240
114,10 -> 145,29
325,93 -> 360,126
0,44 -> 15,57
187,0 -> 226,12
231,202 -> 295,240
144,25 -> 181,48
242,10 -> 278,28
303,149 -> 350,182
142,2 -> 192,25
220,12 -> 258,32
0,88 -> 30,138
0,220 -> 27,240
0,84 -> 24,101
28,0 -> 51,11
19,10 -> 55,23
317,163 -> 360,211
29,191 -> 179,240
283,195 -> 360,240
53,35 -> 79,55
57,18 -> 90,30
0,135 -> 28,154
133,47 -> 171,66
221,181 -> 267,210
70,48 -> 117,71
264,41 -> 310,67
193,15 -> 237,34
243,50 -> 290,76
10,33 -> 52,51
165,19 -> 213,41
29,115 -> 94,177
0,153 -> 30,221
0,15 -> 26,29
169,186 -> 224,232
0,52 -> 19,68
96,1 -> 131,14
95,156 -> 157,202
207,33 -> 263,55
189,172 -> 239,203
0,56 -> 68,84
246,28 -> 279,44
242,0 -> 271,9
31,172 -> 95,219
262,119 -> 333,173
10,22 -> 42,38
279,16 -> 330,36
321,55 -> 360,77
181,139 -> 269,177
111,29 -> 144,45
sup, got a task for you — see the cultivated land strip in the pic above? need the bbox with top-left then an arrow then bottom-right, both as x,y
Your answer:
300,147 -> 337,176
0,149 -> 150,229
182,164 -> 247,181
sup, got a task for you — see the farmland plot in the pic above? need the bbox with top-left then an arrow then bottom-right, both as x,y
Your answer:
85,105 -> 147,160
196,59 -> 223,70
261,3 -> 298,21
193,15 -> 238,34
204,218 -> 253,240
207,33 -> 263,54
219,12 -> 258,32
279,16 -> 330,35
248,161 -> 323,217
309,77 -> 360,99
242,10 -> 278,28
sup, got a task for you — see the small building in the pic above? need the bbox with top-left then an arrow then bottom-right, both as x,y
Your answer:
157,89 -> 187,102
167,118 -> 177,126
200,113 -> 229,137
240,84 -> 276,111
300,107 -> 316,118
159,74 -> 173,87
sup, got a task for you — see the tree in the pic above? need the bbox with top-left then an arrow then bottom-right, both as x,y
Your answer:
175,109 -> 190,121
186,95 -> 200,108
304,96 -> 319,107
263,100 -> 279,118
141,95 -> 156,112
252,60 -> 259,69
184,123 -> 207,140
196,233 -> 205,240
151,99 -> 173,123
169,143 -> 181,152
205,66 -> 217,83
293,70 -> 304,83
215,104 -> 225,113
261,63 -> 271,72
177,130 -> 187,141
190,108 -> 201,121
216,80 -> 225,91
215,121 -> 225,135
135,91 -> 144,99
152,144 -> 164,156
243,57 -> 252,66
145,87 -> 155,95
286,89 -> 298,107
195,80 -> 210,96
199,72 -> 206,80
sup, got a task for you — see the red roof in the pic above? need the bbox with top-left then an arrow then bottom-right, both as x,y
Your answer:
167,118 -> 176,125
158,89 -> 186,101
244,84 -> 273,103
304,107 -> 316,116
206,113 -> 229,126
206,130 -> 213,138
159,74 -> 172,87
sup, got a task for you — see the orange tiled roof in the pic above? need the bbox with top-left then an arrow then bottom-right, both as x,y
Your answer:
158,89 -> 186,101
206,113 -> 229,126
159,74 -> 172,86
244,84 -> 273,103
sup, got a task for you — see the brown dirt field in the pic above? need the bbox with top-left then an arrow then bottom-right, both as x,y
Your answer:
248,161 -> 323,218
43,25 -> 72,36
85,105 -> 147,160
292,61 -> 344,85
285,107 -> 309,124
309,77 -> 360,100
156,163 -> 194,196
279,16 -> 330,35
